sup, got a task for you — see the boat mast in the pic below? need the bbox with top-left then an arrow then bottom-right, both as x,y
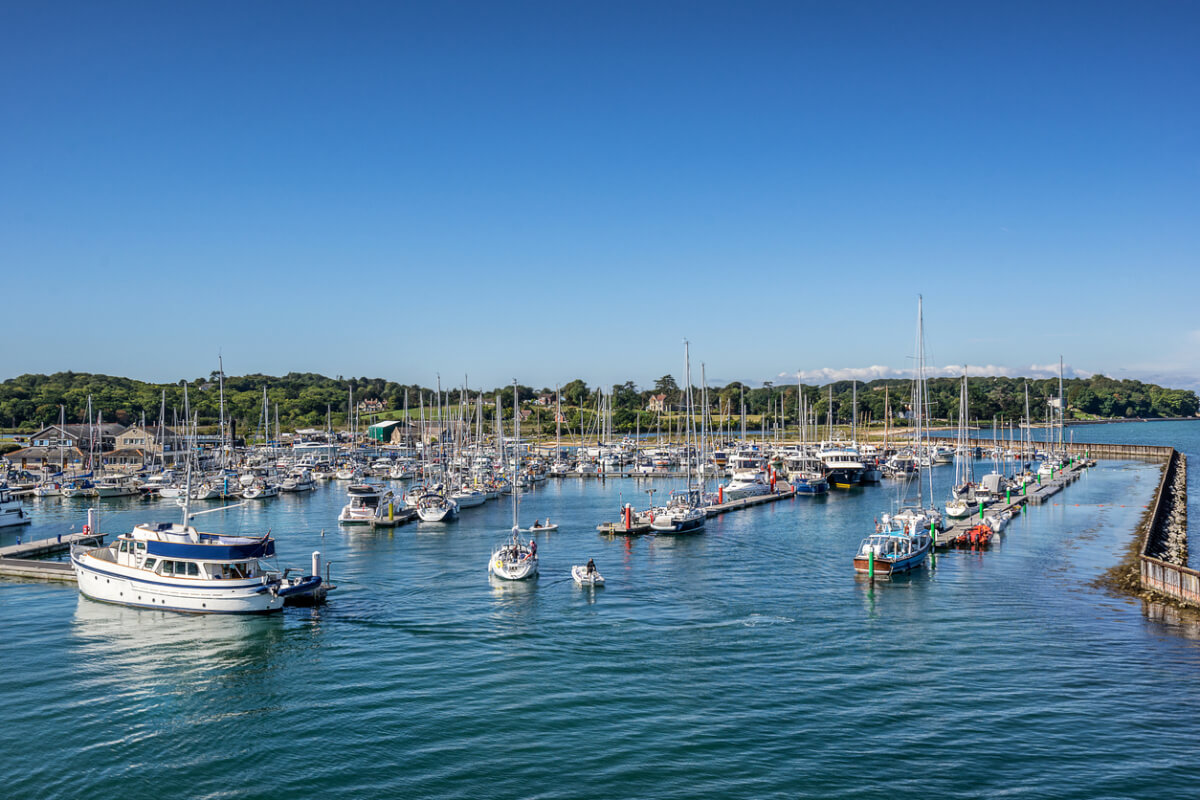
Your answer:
217,354 -> 230,470
914,295 -> 925,511
851,380 -> 857,445
682,340 -> 696,503
1058,355 -> 1065,453
512,380 -> 520,534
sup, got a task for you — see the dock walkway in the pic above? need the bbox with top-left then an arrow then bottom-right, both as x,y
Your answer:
0,531 -> 105,583
0,531 -> 104,559
597,485 -> 798,535
935,459 -> 1092,547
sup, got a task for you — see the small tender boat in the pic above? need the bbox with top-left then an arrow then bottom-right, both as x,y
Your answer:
571,565 -> 604,586
524,520 -> 558,533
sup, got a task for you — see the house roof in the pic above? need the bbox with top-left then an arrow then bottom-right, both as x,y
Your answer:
2,446 -> 85,460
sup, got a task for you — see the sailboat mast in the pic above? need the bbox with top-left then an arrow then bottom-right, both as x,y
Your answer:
512,380 -> 519,531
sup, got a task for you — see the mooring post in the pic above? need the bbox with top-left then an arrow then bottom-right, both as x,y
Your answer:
868,549 -> 875,581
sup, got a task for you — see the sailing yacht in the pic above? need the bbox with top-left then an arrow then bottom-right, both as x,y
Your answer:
945,369 -> 973,519
488,382 -> 538,580
649,341 -> 707,534
416,484 -> 458,522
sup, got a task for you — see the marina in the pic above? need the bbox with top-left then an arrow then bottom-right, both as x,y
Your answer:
2,420 -> 1198,800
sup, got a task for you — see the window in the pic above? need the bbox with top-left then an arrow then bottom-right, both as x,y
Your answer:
143,558 -> 157,571
186,562 -> 199,577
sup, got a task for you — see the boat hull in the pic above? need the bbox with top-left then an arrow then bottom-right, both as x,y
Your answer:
571,565 -> 604,586
650,512 -> 707,533
71,554 -> 284,614
825,467 -> 862,489
853,544 -> 930,575
489,555 -> 538,580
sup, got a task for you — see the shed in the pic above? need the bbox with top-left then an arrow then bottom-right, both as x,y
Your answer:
367,420 -> 402,443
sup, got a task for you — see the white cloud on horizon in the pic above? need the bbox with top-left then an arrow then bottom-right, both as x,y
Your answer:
770,363 -> 1097,385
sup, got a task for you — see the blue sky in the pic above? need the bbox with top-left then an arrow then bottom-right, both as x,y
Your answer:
3,1 -> 1198,390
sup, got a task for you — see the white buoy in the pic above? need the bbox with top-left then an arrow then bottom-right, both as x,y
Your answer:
312,550 -> 321,578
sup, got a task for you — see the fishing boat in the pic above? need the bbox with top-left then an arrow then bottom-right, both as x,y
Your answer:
0,486 -> 32,528
854,526 -> 933,576
488,381 -> 538,581
818,446 -> 865,489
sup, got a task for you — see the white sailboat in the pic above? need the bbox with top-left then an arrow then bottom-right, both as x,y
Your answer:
650,341 -> 707,534
945,368 -> 973,519
488,381 -> 538,580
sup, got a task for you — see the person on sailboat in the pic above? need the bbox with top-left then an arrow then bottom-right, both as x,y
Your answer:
529,539 -> 537,558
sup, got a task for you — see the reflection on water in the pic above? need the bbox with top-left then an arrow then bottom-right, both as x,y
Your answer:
71,596 -> 289,679
1143,599 -> 1200,640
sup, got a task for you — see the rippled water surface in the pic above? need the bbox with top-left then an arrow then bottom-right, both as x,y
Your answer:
3,423 -> 1200,799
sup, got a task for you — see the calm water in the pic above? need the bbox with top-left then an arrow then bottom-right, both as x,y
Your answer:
3,421 -> 1200,799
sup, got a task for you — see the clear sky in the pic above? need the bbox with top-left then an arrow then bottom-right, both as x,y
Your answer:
3,1 -> 1198,390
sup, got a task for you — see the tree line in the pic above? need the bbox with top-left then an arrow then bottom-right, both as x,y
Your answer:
0,371 -> 1196,435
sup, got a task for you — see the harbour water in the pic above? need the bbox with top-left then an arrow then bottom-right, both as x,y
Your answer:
3,423 -> 1200,798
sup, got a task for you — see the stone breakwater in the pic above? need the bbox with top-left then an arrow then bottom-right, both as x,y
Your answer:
1144,451 -> 1188,566
1158,459 -> 1189,565
1134,450 -> 1200,607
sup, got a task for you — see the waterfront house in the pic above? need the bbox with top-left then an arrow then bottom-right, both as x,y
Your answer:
647,394 -> 668,412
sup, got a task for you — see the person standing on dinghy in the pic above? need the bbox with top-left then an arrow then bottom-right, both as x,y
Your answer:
586,558 -> 596,576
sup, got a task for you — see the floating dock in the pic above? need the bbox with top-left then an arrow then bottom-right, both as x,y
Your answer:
597,485 -> 798,534
370,507 -> 418,528
0,558 -> 76,582
0,531 -> 105,559
934,459 -> 1093,548
0,531 -> 105,583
